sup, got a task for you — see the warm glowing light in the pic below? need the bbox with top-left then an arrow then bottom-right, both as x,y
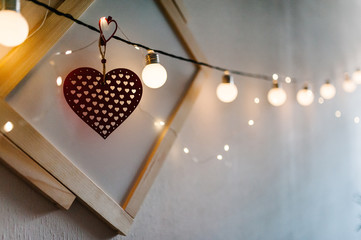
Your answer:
267,80 -> 287,106
318,97 -> 324,104
3,121 -> 14,132
343,73 -> 356,92
354,117 -> 360,124
268,87 -> 287,106
134,45 -> 140,50
216,72 -> 238,103
0,10 -> 29,47
99,17 -> 109,30
224,144 -> 230,151
56,76 -> 62,86
272,74 -> 279,80
154,120 -> 165,128
142,50 -> 167,89
320,81 -> 336,99
217,155 -> 223,160
353,69 -> 361,84
297,86 -> 314,106
65,50 -> 72,55
216,82 -> 238,103
49,60 -> 55,65
248,120 -> 254,126
335,110 -> 341,118
183,147 -> 189,154
254,97 -> 260,104
285,77 -> 292,83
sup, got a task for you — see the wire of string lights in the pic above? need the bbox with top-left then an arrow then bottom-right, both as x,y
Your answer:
27,0 -> 273,81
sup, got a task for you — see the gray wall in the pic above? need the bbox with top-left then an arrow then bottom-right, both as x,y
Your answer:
2,0 -> 361,239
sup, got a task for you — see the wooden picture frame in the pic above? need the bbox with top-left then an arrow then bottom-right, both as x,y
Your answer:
0,0 -> 208,235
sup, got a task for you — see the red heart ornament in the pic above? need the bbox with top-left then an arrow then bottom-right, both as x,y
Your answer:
63,67 -> 143,139
99,16 -> 117,45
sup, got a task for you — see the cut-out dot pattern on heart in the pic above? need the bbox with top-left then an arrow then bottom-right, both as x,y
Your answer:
64,67 -> 143,139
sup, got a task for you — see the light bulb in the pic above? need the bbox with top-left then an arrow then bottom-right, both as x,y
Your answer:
142,50 -> 167,89
354,117 -> 360,124
3,121 -> 14,132
318,97 -> 324,104
99,17 -> 109,30
297,85 -> 314,106
56,76 -> 62,86
343,73 -> 356,92
319,80 -> 336,99
0,8 -> 29,47
267,80 -> 287,106
352,69 -> 361,84
216,72 -> 238,103
272,73 -> 279,80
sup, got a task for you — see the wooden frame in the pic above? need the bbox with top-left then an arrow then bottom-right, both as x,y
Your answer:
0,0 -> 208,235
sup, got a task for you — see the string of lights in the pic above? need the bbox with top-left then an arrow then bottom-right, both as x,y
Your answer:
20,0 -> 361,107
1,0 -> 361,107
48,41 -> 233,166
25,0 -> 271,81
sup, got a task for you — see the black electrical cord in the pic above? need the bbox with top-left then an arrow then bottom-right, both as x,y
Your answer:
27,0 -> 271,81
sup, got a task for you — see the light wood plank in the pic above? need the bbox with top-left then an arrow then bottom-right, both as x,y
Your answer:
123,70 -> 206,217
0,100 -> 133,235
0,0 -> 94,97
0,134 -> 76,210
156,0 -> 208,62
124,0 -> 211,218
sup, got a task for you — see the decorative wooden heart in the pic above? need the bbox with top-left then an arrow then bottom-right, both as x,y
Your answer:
63,67 -> 143,139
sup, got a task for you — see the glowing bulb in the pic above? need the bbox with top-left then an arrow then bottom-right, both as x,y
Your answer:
335,110 -> 341,118
353,69 -> 361,84
318,97 -> 324,104
320,80 -> 336,99
354,117 -> 360,124
217,155 -> 223,160
56,76 -> 62,86
267,80 -> 287,106
0,7 -> 29,47
3,121 -> 14,132
248,120 -> 254,126
65,50 -> 72,55
343,73 -> 356,92
254,97 -> 260,104
272,73 -> 279,80
224,144 -> 230,151
285,77 -> 292,83
99,17 -> 109,30
297,85 -> 314,106
183,147 -> 189,154
142,50 -> 167,89
216,71 -> 238,103
154,120 -> 165,129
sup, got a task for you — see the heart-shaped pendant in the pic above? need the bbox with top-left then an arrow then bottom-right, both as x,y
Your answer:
63,67 -> 143,139
99,16 -> 118,45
